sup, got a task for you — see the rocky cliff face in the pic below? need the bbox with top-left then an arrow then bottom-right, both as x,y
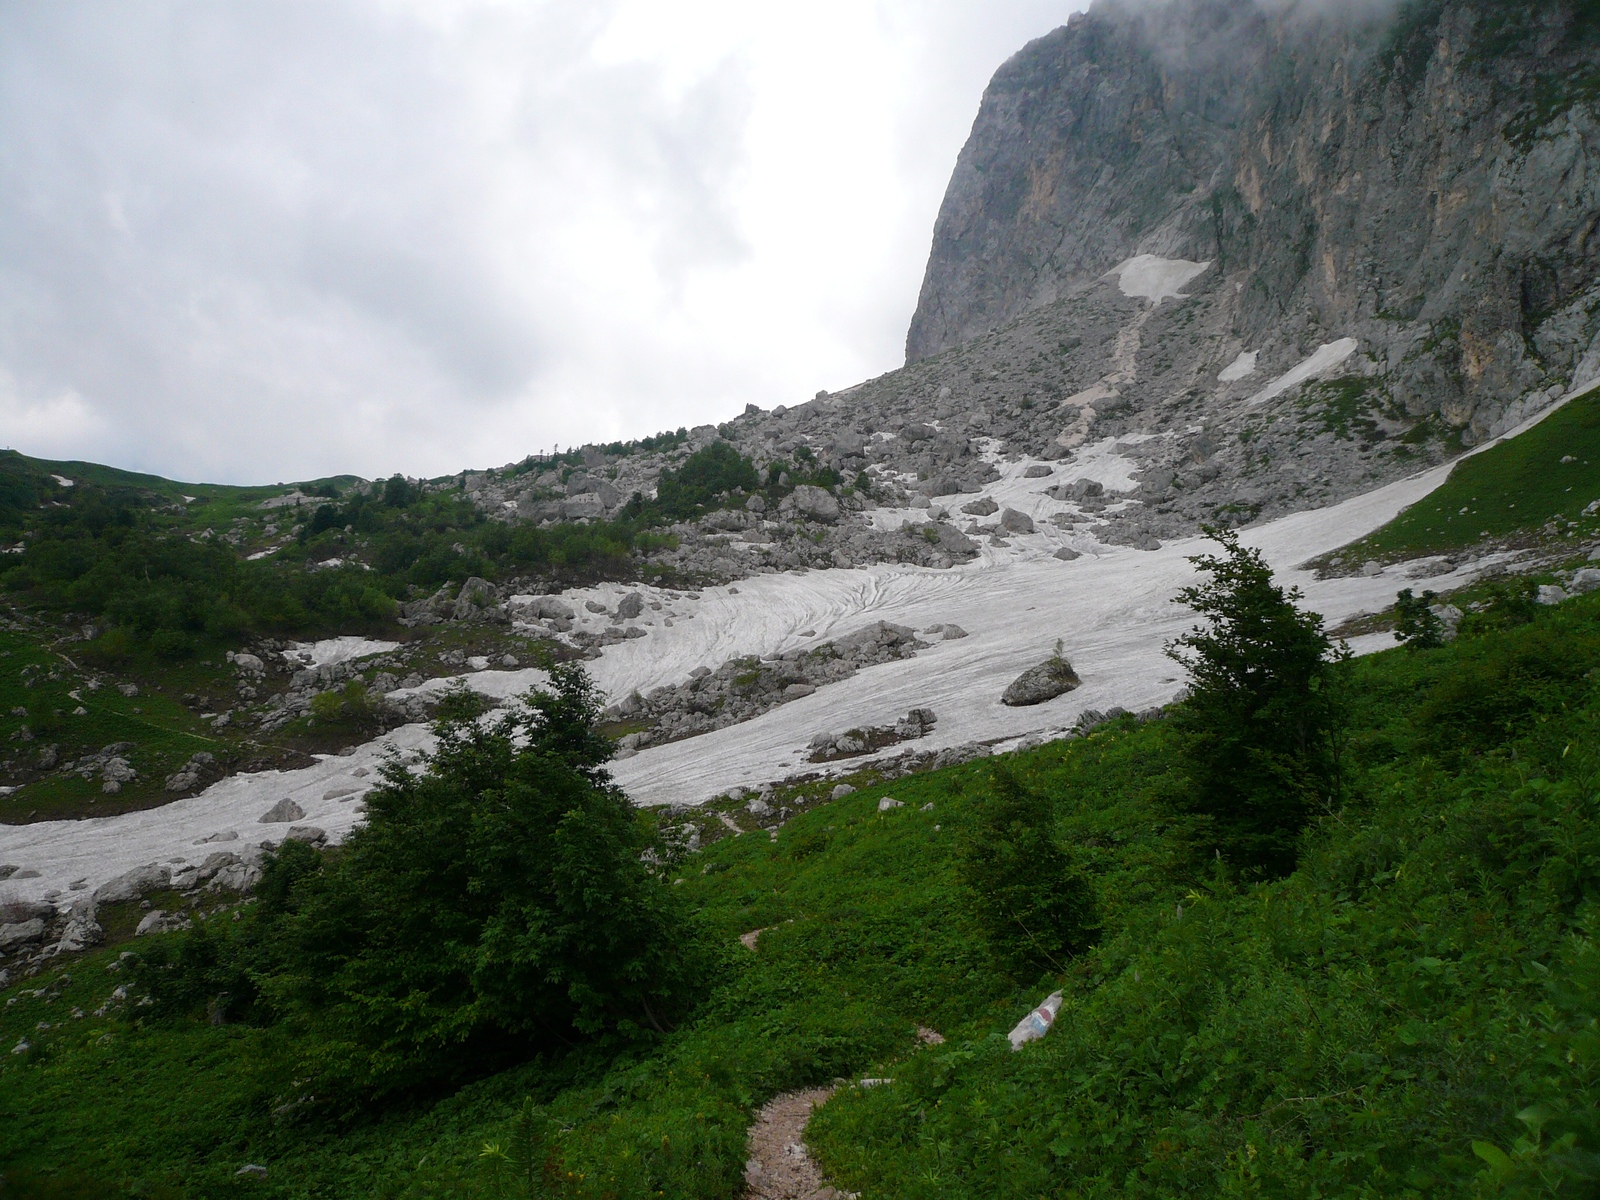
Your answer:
907,0 -> 1600,447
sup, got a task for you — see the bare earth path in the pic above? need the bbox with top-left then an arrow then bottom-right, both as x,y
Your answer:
744,1087 -> 849,1200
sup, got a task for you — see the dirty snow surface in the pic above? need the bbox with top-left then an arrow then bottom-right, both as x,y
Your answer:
2,463 -> 1485,906
1110,255 -> 1212,304
281,637 -> 400,669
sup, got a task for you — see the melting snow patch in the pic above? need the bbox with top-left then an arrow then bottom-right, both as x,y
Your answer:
1109,255 -> 1212,304
282,637 -> 400,669
1246,339 -> 1359,406
1218,351 -> 1259,382
50,475 -> 74,488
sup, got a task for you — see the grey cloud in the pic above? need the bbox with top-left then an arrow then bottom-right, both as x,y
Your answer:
0,1 -> 1081,482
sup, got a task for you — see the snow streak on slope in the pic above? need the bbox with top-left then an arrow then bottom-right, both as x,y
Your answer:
1246,339 -> 1359,406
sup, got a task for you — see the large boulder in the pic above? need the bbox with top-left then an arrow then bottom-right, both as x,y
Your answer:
452,577 -> 496,621
258,798 -> 306,824
783,485 -> 841,524
561,492 -> 608,520
1000,508 -> 1035,534
1570,568 -> 1600,594
93,863 -> 171,906
0,920 -> 46,952
617,591 -> 645,619
531,596 -> 576,620
931,523 -> 980,556
1001,656 -> 1082,706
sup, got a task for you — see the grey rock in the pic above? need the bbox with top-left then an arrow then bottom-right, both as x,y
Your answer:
1001,656 -> 1082,706
1571,568 -> 1600,594
0,919 -> 45,952
830,784 -> 856,799
94,863 -> 171,906
962,496 -> 998,516
617,591 -> 645,619
877,797 -> 904,811
452,577 -> 496,621
1000,508 -> 1035,534
1361,561 -> 1384,578
258,798 -> 306,824
1023,464 -> 1053,478
134,909 -> 169,937
562,492 -> 607,520
1054,547 -> 1081,561
532,597 -> 576,620
283,826 -> 327,845
786,485 -> 842,524
1538,584 -> 1569,605
941,624 -> 969,639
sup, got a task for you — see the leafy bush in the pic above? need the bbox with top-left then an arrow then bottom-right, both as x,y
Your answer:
651,442 -> 758,521
956,766 -> 1099,976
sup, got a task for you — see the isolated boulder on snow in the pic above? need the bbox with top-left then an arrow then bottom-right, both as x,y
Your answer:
1001,656 -> 1081,706
617,591 -> 646,619
1000,508 -> 1035,534
258,798 -> 306,824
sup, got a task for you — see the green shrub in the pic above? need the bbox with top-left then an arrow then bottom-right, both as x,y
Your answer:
141,665 -> 713,1109
956,766 -> 1099,976
1167,528 -> 1347,877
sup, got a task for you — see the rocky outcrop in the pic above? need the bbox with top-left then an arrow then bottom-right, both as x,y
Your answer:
906,0 -> 1600,449
607,622 -> 929,751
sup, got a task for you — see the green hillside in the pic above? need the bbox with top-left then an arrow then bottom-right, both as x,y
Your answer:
3,586 -> 1599,1198
1335,384 -> 1600,561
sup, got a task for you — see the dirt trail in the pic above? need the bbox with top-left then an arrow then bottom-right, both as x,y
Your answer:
744,1086 -> 850,1200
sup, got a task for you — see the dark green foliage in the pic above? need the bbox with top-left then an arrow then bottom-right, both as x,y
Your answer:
1167,528 -> 1346,876
955,767 -> 1100,977
1460,575 -> 1542,638
1394,586 -> 1445,648
13,593 -> 1600,1198
650,442 -> 759,521
1412,616 -> 1599,761
139,666 -> 710,1107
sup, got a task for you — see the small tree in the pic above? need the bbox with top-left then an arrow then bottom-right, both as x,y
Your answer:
956,767 -> 1099,977
142,663 -> 710,1106
1394,588 -> 1445,649
1166,528 -> 1347,877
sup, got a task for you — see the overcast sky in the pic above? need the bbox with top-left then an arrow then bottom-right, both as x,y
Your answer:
0,1 -> 1080,484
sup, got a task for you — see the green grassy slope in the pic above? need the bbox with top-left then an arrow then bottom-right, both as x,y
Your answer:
3,596 -> 1599,1198
1336,384 -> 1600,560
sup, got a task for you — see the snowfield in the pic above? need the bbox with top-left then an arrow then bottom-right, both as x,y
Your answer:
1,462 -> 1470,907
5,377 -> 1586,909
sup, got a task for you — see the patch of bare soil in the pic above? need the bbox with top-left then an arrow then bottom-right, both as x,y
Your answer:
744,1086 -> 852,1200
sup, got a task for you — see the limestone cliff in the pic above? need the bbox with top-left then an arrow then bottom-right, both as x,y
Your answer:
906,0 -> 1600,446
